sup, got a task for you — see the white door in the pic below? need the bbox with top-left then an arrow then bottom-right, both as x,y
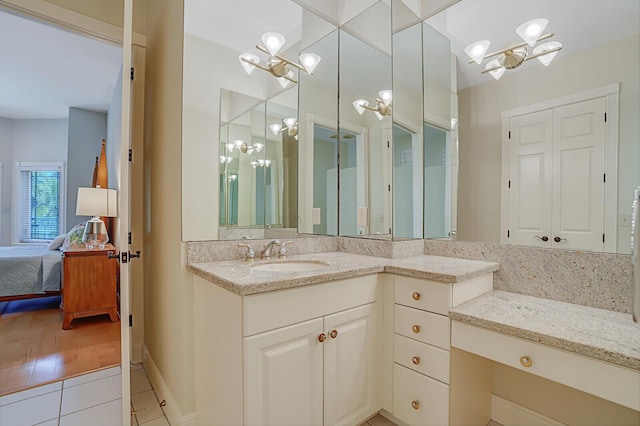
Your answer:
552,98 -> 606,250
116,0 -> 133,423
244,318 -> 324,426
324,303 -> 378,426
508,109 -> 553,247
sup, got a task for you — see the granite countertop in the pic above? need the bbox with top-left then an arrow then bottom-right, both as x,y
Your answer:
449,290 -> 640,371
187,252 -> 500,296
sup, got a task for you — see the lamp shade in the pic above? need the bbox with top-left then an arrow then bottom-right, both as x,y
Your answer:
269,123 -> 283,135
464,40 -> 490,64
533,41 -> 562,66
261,32 -> 285,56
353,99 -> 368,115
485,59 -> 505,80
76,187 -> 117,217
299,53 -> 321,74
239,53 -> 259,75
516,18 -> 548,46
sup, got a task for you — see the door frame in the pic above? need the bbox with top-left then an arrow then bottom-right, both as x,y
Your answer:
0,1 -> 143,424
500,83 -> 619,253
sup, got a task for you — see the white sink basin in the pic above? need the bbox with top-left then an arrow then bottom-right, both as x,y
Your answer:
251,260 -> 330,273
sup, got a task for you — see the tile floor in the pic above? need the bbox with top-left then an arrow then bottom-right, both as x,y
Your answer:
360,413 -> 398,426
0,364 -> 169,426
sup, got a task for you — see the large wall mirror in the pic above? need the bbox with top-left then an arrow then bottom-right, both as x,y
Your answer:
426,0 -> 639,253
183,0 -> 638,253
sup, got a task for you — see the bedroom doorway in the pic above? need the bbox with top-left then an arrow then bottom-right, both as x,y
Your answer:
0,1 -> 136,424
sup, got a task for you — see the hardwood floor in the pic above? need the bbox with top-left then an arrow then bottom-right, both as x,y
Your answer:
0,296 -> 120,396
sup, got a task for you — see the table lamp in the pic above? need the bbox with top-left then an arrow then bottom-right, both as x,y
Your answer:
76,186 -> 117,249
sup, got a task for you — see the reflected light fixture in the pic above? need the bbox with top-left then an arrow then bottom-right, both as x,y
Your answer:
464,18 -> 562,81
239,32 -> 321,88
269,117 -> 299,139
76,186 -> 117,249
250,159 -> 271,168
353,90 -> 392,120
226,139 -> 264,155
220,156 -> 234,164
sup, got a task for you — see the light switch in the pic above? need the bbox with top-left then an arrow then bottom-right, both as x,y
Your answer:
313,208 -> 321,225
357,207 -> 368,227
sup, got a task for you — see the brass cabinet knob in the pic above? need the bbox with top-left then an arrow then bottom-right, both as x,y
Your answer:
412,292 -> 421,301
330,329 -> 338,339
411,324 -> 421,334
412,356 -> 420,365
411,400 -> 420,410
520,355 -> 533,368
318,333 -> 326,343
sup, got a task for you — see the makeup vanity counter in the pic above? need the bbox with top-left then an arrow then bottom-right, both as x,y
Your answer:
449,290 -> 640,417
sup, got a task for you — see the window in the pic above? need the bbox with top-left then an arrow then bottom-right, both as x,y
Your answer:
15,162 -> 65,243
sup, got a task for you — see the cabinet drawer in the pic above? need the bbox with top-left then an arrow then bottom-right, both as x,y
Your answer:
394,305 -> 450,350
395,276 -> 451,315
451,321 -> 640,411
394,334 -> 450,384
393,364 -> 448,426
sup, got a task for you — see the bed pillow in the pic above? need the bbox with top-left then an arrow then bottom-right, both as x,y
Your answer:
47,234 -> 67,250
62,222 -> 86,248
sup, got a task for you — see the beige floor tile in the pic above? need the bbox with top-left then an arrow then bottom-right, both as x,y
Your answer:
367,413 -> 398,426
131,368 -> 152,395
132,389 -> 164,424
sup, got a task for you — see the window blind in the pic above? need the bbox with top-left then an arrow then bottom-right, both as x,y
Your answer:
19,169 -> 61,242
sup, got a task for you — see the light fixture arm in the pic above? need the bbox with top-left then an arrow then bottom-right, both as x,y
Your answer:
468,32 -> 556,64
480,44 -> 562,74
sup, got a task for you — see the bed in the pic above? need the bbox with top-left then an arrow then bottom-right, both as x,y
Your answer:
0,245 -> 62,300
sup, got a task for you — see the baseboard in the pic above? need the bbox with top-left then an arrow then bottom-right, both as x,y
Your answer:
142,346 -> 197,425
491,395 -> 565,426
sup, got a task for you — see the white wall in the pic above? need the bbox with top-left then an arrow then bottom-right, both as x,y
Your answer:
0,118 -> 12,246
457,34 -> 640,251
8,119 -> 68,243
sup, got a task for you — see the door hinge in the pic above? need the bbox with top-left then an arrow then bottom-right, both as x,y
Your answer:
129,149 -> 132,162
130,67 -> 135,81
128,232 -> 132,244
387,140 -> 390,148
508,131 -> 511,139
604,112 -> 607,122
108,250 -> 141,264
388,184 -> 391,191
128,315 -> 133,327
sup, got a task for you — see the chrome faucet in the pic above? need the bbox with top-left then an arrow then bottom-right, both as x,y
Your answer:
237,243 -> 256,262
260,240 -> 281,260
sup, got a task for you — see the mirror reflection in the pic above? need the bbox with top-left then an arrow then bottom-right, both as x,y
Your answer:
426,0 -> 639,253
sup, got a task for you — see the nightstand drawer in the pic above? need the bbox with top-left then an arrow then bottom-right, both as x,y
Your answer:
394,334 -> 450,384
393,364 -> 448,426
394,304 -> 450,350
395,276 -> 451,315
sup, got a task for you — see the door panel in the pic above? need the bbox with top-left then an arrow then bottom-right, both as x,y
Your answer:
508,110 -> 553,247
244,318 -> 324,426
552,98 -> 605,250
324,303 -> 377,426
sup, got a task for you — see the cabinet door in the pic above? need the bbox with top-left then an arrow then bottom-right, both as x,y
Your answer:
324,303 -> 378,426
244,317 -> 324,426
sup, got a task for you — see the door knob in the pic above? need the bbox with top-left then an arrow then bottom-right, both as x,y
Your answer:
554,237 -> 568,243
318,333 -> 326,343
411,324 -> 421,334
412,292 -> 421,301
534,235 -> 549,242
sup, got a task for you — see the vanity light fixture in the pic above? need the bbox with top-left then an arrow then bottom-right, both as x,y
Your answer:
226,139 -> 264,155
353,90 -> 392,120
464,18 -> 562,81
250,159 -> 271,169
220,155 -> 234,164
269,117 -> 299,139
239,32 -> 321,88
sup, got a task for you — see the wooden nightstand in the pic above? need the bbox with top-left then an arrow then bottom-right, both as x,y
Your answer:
61,244 -> 119,330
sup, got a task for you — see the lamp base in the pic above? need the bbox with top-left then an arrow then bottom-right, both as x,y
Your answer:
82,217 -> 109,249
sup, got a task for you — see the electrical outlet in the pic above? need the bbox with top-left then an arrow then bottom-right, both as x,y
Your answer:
313,208 -> 321,225
357,207 -> 368,227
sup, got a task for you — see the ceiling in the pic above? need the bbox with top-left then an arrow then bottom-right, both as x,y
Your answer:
0,10 -> 122,120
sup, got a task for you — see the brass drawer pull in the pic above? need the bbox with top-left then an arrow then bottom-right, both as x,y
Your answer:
318,333 -> 326,343
330,329 -> 338,339
412,292 -> 421,301
411,400 -> 420,410
520,355 -> 533,368
412,356 -> 420,365
411,324 -> 421,334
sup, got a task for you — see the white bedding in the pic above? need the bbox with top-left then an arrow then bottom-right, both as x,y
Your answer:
0,245 -> 62,297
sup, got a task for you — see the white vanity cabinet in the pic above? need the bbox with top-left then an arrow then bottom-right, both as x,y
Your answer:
193,274 -> 381,426
390,274 -> 493,425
